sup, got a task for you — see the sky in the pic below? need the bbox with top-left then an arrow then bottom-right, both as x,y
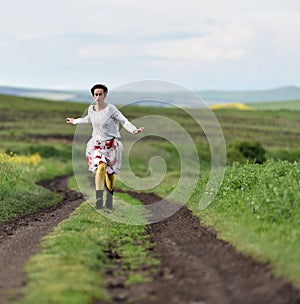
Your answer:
0,0 -> 300,92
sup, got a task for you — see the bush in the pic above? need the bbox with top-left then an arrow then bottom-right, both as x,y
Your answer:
227,140 -> 266,164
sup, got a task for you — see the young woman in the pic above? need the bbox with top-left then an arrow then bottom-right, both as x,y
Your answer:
66,84 -> 144,210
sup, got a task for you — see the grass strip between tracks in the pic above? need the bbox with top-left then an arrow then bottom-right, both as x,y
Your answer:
16,193 -> 158,304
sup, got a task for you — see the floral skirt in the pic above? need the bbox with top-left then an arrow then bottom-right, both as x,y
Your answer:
85,137 -> 123,174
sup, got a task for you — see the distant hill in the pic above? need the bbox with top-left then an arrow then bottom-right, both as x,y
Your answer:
0,84 -> 300,107
0,85 -> 90,103
198,86 -> 300,103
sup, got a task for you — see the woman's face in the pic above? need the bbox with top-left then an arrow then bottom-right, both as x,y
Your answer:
93,88 -> 106,103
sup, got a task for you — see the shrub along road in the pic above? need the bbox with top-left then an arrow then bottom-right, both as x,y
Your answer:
1,178 -> 300,304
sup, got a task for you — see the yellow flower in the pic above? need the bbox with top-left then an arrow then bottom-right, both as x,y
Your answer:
0,153 -> 41,166
210,102 -> 255,110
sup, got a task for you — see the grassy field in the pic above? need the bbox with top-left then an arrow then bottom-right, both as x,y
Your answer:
0,94 -> 300,301
251,99 -> 300,110
188,160 -> 300,286
0,152 -> 61,223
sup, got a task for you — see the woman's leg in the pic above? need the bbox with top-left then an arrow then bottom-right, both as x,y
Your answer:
105,173 -> 115,210
95,162 -> 106,209
96,162 -> 106,190
105,173 -> 115,192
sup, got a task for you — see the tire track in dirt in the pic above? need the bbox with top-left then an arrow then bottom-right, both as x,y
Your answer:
1,181 -> 300,304
0,175 -> 84,304
109,190 -> 300,304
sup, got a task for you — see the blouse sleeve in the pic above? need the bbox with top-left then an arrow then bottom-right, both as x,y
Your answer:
111,106 -> 137,133
72,115 -> 90,124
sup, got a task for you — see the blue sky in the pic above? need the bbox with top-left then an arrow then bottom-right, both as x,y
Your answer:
0,0 -> 299,91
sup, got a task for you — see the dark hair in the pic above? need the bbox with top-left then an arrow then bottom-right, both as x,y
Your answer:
90,84 -> 108,96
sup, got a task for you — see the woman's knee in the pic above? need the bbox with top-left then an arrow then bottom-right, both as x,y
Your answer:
97,162 -> 106,174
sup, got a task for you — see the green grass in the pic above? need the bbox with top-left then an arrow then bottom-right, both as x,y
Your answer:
0,95 -> 80,222
251,99 -> 300,110
36,157 -> 74,181
1,94 -> 300,165
212,108 -> 300,149
0,154 -> 62,223
17,196 -> 158,304
1,93 -> 300,300
267,147 -> 300,163
0,94 -> 87,142
188,160 -> 300,287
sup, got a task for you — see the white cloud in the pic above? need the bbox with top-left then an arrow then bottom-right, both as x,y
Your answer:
77,20 -> 253,65
77,42 -> 136,59
147,23 -> 253,62
0,42 -> 7,50
256,12 -> 300,50
0,0 -> 299,90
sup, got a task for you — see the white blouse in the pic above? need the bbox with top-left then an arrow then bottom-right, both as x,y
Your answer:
73,104 -> 137,140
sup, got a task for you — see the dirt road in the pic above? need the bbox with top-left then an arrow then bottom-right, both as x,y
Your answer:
1,178 -> 300,304
107,190 -> 300,304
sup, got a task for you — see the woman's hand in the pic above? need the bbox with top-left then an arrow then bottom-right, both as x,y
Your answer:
66,118 -> 74,124
133,127 -> 144,134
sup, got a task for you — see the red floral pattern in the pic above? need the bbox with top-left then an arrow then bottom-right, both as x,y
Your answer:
85,137 -> 123,174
